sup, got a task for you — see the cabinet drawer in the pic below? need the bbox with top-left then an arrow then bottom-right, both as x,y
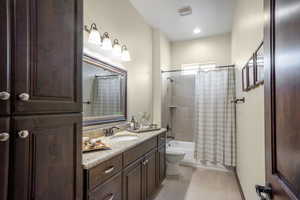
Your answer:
87,154 -> 122,190
89,172 -> 122,200
158,131 -> 166,146
123,137 -> 157,167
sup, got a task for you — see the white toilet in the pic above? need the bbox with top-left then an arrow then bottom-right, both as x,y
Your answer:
166,148 -> 186,176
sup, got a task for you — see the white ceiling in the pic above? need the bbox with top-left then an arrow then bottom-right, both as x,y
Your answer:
129,0 -> 235,41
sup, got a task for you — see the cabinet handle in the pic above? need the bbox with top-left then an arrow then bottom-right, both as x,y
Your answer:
18,130 -> 29,139
18,93 -> 30,101
0,133 -> 9,142
0,91 -> 10,101
104,166 -> 115,174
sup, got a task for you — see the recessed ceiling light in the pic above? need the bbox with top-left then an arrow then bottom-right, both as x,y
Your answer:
193,27 -> 201,34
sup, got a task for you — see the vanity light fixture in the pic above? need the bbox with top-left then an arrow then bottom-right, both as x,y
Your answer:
84,23 -> 102,45
112,39 -> 122,57
121,45 -> 131,62
102,32 -> 113,50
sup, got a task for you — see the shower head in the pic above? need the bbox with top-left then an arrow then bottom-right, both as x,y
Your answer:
167,77 -> 174,82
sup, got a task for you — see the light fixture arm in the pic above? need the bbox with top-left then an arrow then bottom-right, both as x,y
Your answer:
84,23 -> 98,33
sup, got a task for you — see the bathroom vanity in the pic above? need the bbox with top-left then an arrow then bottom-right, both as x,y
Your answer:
82,129 -> 166,200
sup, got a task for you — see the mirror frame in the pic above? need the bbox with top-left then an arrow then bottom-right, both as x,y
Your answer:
83,54 -> 128,126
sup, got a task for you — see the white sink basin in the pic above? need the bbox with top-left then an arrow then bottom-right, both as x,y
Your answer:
110,135 -> 139,142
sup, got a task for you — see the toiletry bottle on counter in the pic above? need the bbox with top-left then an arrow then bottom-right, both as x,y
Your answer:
130,116 -> 136,130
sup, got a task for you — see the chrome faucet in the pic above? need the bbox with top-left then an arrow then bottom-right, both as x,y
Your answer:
103,126 -> 120,137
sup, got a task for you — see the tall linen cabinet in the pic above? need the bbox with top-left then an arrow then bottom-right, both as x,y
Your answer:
0,0 -> 83,200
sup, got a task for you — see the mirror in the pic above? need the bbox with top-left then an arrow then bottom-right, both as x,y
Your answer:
255,43 -> 264,85
242,65 -> 249,91
82,55 -> 127,126
248,56 -> 255,89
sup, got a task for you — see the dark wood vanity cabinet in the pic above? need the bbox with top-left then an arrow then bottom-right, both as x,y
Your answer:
0,118 -> 10,200
157,145 -> 166,185
1,0 -> 83,199
143,149 -> 157,200
123,149 -> 157,200
10,114 -> 83,200
11,0 -> 82,115
84,132 -> 167,200
89,173 -> 122,200
123,158 -> 144,200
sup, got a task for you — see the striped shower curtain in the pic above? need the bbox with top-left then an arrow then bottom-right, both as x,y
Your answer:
91,76 -> 121,116
194,68 -> 236,167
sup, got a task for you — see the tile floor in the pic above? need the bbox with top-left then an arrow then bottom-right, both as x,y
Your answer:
153,166 -> 242,200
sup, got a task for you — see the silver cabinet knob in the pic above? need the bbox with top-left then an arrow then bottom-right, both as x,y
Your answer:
18,93 -> 30,101
142,159 -> 149,165
0,91 -> 10,101
18,130 -> 29,139
0,133 -> 9,142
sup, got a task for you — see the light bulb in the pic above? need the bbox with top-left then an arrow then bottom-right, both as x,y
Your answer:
88,29 -> 102,45
86,23 -> 102,45
113,39 -> 122,57
102,32 -> 112,50
122,45 -> 131,62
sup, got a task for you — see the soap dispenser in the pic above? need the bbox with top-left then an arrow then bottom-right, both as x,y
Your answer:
130,116 -> 136,130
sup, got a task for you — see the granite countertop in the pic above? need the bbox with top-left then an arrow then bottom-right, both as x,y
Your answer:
82,128 -> 167,169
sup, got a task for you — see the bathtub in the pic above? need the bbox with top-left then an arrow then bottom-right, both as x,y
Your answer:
167,140 -> 196,166
167,140 -> 228,171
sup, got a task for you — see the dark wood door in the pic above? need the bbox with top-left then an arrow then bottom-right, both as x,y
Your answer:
0,117 -> 10,200
9,114 -> 82,200
123,158 -> 143,200
144,150 -> 157,200
89,173 -> 122,200
11,0 -> 82,115
157,145 -> 166,185
264,0 -> 300,199
0,0 -> 11,115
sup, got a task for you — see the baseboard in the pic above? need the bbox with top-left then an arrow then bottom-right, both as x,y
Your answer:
234,170 -> 246,200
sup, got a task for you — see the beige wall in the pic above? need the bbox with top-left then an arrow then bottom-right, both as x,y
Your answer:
84,0 -> 153,120
171,33 -> 232,67
152,29 -> 171,126
231,0 -> 265,199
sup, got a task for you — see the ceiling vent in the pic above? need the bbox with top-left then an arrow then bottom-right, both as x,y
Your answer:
178,6 -> 192,16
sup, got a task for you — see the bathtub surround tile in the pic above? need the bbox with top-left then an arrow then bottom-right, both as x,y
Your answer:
164,73 -> 195,142
153,166 -> 242,200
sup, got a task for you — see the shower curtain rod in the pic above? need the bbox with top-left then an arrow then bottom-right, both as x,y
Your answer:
161,65 -> 235,73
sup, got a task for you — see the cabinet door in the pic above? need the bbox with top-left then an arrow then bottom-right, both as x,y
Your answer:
10,114 -> 82,200
0,0 -> 11,115
89,173 -> 122,200
144,150 -> 157,200
123,159 -> 143,200
157,145 -> 166,185
12,0 -> 82,114
0,117 -> 10,200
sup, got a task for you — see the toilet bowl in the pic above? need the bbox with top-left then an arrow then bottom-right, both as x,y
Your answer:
166,148 -> 186,176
